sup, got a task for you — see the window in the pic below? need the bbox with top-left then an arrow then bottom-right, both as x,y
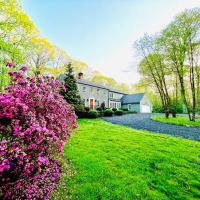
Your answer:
128,104 -> 131,110
109,92 -> 113,98
82,86 -> 86,92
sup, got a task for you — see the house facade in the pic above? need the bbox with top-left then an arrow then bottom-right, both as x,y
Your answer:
77,78 -> 125,110
60,73 -> 152,113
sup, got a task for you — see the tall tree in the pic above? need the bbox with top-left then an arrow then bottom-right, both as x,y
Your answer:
60,63 -> 85,113
135,34 -> 172,117
161,8 -> 200,121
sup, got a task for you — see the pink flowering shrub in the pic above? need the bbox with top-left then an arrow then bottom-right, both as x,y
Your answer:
0,69 -> 77,199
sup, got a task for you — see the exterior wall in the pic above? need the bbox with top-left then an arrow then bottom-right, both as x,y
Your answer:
140,95 -> 152,113
77,83 -> 109,109
122,104 -> 140,112
108,91 -> 123,109
121,95 -> 152,113
109,100 -> 121,109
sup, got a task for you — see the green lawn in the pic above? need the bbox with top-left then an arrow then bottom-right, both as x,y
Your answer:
53,119 -> 200,200
152,115 -> 200,127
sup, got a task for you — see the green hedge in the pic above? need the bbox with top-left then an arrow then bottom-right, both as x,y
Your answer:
104,109 -> 114,117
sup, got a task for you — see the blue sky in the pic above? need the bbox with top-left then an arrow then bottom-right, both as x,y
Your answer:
23,0 -> 200,84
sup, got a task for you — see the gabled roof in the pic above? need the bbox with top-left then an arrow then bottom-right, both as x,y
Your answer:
121,93 -> 145,104
59,74 -> 126,94
77,79 -> 126,94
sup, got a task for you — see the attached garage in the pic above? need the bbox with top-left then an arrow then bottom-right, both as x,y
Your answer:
121,93 -> 152,113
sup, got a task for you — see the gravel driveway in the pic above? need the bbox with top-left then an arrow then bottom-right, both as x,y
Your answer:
103,114 -> 200,141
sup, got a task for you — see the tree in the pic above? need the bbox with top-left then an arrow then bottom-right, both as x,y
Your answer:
60,63 -> 85,113
161,8 -> 200,121
135,8 -> 200,121
135,34 -> 172,118
26,37 -> 54,75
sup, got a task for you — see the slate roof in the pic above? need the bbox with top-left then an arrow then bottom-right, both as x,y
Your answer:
121,93 -> 145,104
59,74 -> 126,94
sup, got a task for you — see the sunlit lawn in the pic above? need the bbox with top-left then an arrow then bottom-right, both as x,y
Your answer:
152,115 -> 200,127
53,119 -> 200,200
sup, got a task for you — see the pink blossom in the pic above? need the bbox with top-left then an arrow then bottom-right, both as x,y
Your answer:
0,69 -> 77,199
38,156 -> 49,164
20,66 -> 28,72
27,144 -> 37,150
6,61 -> 14,67
0,164 -> 10,172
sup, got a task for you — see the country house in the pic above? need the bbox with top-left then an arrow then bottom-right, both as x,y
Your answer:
76,73 -> 152,113
60,73 -> 152,113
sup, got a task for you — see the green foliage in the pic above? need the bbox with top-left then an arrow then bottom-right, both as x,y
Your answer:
100,102 -> 106,110
152,115 -> 200,127
122,108 -> 128,111
112,108 -> 117,112
60,63 -> 84,113
96,107 -> 103,112
84,107 -> 90,112
87,110 -> 98,118
54,119 -> 200,199
115,110 -> 123,115
104,109 -> 114,117
135,8 -> 200,120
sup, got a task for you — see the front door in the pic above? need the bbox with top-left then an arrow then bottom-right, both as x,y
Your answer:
89,99 -> 94,109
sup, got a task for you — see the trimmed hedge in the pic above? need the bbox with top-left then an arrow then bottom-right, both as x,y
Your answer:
104,109 -> 114,117
88,110 -> 98,118
112,108 -> 117,112
115,110 -> 123,115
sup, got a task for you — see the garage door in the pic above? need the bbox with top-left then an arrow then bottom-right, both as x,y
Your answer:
141,105 -> 151,113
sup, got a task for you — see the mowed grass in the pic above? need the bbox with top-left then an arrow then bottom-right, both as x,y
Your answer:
56,119 -> 200,200
152,115 -> 200,127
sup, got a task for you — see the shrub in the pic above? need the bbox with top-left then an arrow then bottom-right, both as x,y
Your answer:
122,108 -> 128,111
104,109 -> 114,117
76,111 -> 88,118
85,107 -> 90,112
87,110 -> 98,118
96,107 -> 102,112
112,108 -> 117,112
100,102 -> 106,110
0,69 -> 77,199
115,110 -> 123,115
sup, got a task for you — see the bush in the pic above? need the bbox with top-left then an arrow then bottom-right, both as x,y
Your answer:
0,69 -> 77,199
122,108 -> 128,111
96,107 -> 102,112
100,102 -> 106,110
85,107 -> 90,112
115,110 -> 123,115
76,111 -> 88,118
87,110 -> 98,118
112,108 -> 117,112
104,109 -> 114,117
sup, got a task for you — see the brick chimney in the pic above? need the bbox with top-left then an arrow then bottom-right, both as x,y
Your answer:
78,72 -> 84,79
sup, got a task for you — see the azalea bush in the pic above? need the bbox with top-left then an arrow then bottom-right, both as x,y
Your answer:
0,67 -> 77,199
